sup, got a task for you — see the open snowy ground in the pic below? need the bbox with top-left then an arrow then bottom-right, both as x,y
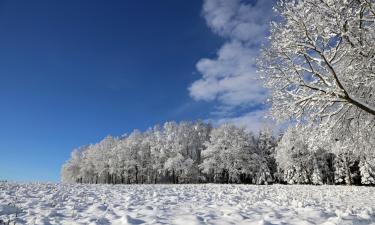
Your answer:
1,183 -> 375,225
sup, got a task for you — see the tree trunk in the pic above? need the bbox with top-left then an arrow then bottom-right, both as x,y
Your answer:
346,160 -> 352,185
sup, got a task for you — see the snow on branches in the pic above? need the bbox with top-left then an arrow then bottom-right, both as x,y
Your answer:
258,0 -> 375,137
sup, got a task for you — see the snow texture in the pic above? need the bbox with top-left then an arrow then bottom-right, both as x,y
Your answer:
1,183 -> 375,225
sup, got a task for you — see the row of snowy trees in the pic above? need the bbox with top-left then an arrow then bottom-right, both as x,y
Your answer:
61,120 -> 375,185
61,121 -> 277,184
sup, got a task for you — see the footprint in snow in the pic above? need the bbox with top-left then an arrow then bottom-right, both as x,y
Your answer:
120,215 -> 145,224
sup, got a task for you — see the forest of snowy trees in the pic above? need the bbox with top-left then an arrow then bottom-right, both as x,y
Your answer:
61,122 -> 277,185
61,121 -> 375,185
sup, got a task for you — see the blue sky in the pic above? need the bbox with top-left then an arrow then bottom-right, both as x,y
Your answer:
0,0 -> 275,181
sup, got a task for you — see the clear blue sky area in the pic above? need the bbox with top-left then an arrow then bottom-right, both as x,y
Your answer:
0,0 -> 224,181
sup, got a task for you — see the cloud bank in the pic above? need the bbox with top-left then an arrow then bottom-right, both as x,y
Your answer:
189,0 -> 276,132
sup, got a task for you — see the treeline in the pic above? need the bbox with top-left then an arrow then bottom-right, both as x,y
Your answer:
61,121 -> 375,185
61,121 -> 277,184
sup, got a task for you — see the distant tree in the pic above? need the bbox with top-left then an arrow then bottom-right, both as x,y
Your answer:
255,128 -> 277,184
200,124 -> 256,183
61,146 -> 86,183
359,159 -> 375,185
275,126 -> 337,185
276,127 -> 314,184
149,125 -> 166,183
358,134 -> 375,185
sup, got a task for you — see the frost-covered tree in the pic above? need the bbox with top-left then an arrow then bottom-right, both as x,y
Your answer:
359,136 -> 375,184
162,121 -> 211,184
96,136 -> 118,183
258,0 -> 375,139
275,126 -> 336,184
358,131 -> 375,185
200,124 -> 257,183
149,125 -> 166,183
276,127 -> 314,184
331,140 -> 361,185
360,159 -> 375,185
162,121 -> 184,184
61,146 -> 86,183
255,128 -> 277,184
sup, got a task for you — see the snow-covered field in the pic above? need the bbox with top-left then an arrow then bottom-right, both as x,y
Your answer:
1,183 -> 375,225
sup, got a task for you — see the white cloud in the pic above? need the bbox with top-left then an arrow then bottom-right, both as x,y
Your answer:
202,0 -> 274,43
189,41 -> 266,107
189,0 -> 275,130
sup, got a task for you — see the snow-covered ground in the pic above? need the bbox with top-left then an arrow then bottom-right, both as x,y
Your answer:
1,183 -> 375,225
